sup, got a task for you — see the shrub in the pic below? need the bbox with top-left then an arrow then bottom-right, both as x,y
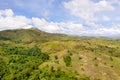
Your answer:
54,55 -> 58,60
63,55 -> 71,67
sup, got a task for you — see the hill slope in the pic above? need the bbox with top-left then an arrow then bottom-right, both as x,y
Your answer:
0,28 -> 120,80
0,28 -> 70,42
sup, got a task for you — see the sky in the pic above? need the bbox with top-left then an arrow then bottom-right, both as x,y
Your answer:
0,0 -> 120,37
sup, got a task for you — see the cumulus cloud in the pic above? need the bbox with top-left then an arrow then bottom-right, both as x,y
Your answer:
63,0 -> 114,22
0,9 -> 32,30
32,18 -> 60,33
0,9 -> 120,37
90,26 -> 120,37
62,0 -> 120,37
32,17 -> 84,33
0,9 -> 14,17
0,9 -> 84,34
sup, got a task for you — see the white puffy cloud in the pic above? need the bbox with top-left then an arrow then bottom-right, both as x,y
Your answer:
0,9 -> 84,33
32,18 -> 60,33
62,0 -> 120,37
57,22 -> 84,34
91,26 -> 120,37
0,9 -> 120,37
0,9 -> 32,30
32,17 -> 84,33
0,9 -> 14,17
63,0 -> 114,22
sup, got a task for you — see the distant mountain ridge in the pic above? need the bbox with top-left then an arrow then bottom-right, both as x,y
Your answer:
0,28 -> 70,42
0,28 -> 119,43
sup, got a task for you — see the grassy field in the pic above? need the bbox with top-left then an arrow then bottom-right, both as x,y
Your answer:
0,28 -> 120,80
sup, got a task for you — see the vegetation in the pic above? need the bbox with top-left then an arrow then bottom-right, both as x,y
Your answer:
0,28 -> 120,80
63,55 -> 71,66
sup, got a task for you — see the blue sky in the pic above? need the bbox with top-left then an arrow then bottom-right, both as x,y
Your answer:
0,0 -> 120,37
0,0 -> 69,21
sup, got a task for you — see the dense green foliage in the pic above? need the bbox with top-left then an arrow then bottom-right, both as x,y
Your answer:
0,45 -> 50,80
0,44 -> 92,80
2,45 -> 49,61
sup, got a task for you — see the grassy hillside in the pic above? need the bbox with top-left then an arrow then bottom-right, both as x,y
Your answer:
0,28 -> 71,42
0,28 -> 120,80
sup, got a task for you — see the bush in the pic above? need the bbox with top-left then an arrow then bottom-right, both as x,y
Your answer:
54,55 -> 58,60
63,55 -> 71,67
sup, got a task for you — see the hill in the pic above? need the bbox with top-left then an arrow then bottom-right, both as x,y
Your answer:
0,28 -> 120,80
0,28 -> 71,42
